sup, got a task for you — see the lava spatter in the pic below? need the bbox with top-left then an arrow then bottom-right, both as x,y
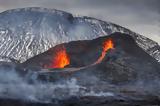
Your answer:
46,46 -> 70,69
95,39 -> 114,64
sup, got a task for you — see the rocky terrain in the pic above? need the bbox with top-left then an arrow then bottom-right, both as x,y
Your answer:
12,32 -> 160,105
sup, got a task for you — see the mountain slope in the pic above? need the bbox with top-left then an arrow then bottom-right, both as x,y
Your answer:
0,7 -> 159,62
16,32 -> 160,105
21,32 -> 160,69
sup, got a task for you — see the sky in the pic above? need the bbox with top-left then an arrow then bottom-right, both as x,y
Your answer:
0,0 -> 159,44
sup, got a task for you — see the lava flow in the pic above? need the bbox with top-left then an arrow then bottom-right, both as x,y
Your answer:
94,38 -> 114,64
43,38 -> 113,70
40,38 -> 114,73
46,46 -> 70,68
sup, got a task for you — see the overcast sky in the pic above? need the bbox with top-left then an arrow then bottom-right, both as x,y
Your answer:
0,0 -> 159,44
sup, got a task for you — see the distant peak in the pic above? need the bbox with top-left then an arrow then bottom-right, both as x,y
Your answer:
1,7 -> 72,15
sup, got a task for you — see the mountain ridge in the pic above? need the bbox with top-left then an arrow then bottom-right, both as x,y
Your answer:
0,7 -> 159,62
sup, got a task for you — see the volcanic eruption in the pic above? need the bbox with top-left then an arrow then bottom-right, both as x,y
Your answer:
94,38 -> 114,65
0,7 -> 160,106
43,38 -> 114,69
44,46 -> 70,69
6,32 -> 160,106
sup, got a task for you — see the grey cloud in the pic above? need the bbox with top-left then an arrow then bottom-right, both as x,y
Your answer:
76,0 -> 160,11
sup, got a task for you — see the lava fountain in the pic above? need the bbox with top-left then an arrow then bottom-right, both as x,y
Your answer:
40,38 -> 114,73
43,38 -> 113,70
94,38 -> 114,64
46,46 -> 70,68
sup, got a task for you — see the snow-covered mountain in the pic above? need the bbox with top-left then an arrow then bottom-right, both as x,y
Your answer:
0,7 -> 159,63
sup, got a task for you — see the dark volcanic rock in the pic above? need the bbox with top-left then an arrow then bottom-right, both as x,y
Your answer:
21,32 -> 160,86
1,32 -> 160,106
21,32 -> 160,96
22,32 -> 160,71
0,96 -> 159,106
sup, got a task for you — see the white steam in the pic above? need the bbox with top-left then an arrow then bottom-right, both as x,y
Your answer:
0,68 -> 114,103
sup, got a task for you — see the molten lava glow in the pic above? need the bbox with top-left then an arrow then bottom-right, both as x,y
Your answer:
47,46 -> 70,68
95,39 -> 114,64
102,39 -> 114,52
44,39 -> 113,69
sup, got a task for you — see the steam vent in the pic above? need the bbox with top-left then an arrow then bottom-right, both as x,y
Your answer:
0,7 -> 160,106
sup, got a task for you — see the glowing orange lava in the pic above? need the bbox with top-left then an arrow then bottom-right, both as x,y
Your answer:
102,39 -> 114,52
44,38 -> 113,69
95,39 -> 114,64
47,46 -> 70,68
